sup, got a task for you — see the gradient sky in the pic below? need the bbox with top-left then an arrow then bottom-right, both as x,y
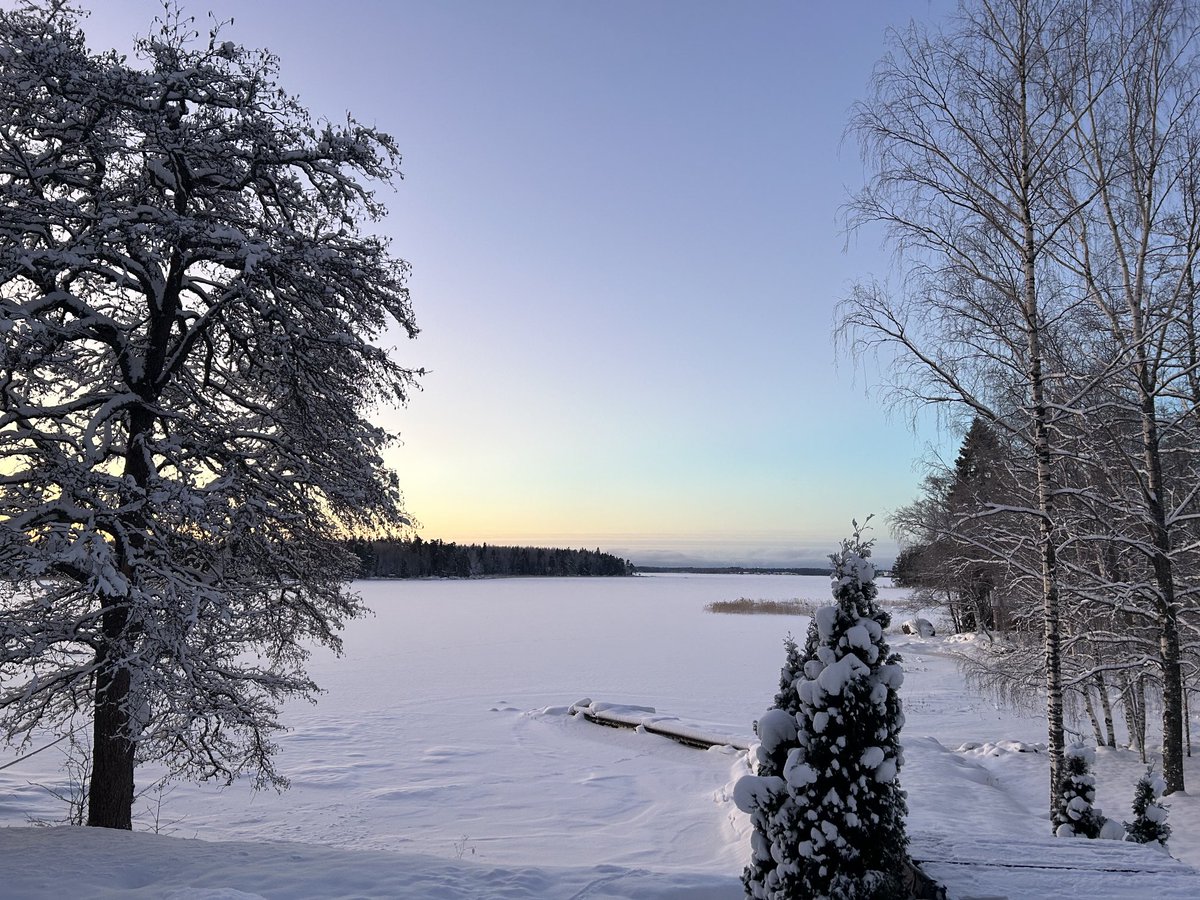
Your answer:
75,0 -> 958,566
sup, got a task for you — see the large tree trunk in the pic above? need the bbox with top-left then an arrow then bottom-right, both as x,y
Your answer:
1157,599 -> 1184,792
1123,674 -> 1148,762
87,605 -> 135,829
992,593 -> 1008,633
1186,689 -> 1192,758
1037,454 -> 1066,821
87,406 -> 154,829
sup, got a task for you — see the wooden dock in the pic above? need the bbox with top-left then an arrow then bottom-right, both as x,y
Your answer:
568,699 -> 751,751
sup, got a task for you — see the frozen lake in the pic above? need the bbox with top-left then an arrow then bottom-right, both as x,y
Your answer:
318,573 -> 840,725
3,574 -> 834,864
4,573 -> 1200,898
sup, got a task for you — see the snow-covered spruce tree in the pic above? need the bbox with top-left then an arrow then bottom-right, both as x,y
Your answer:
737,708 -> 796,899
1125,767 -> 1171,848
773,629 -> 812,715
737,527 -> 908,899
0,3 -> 417,828
1053,744 -> 1105,838
739,631 -> 814,897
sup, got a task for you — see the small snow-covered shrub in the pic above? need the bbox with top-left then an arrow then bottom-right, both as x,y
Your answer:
1125,767 -> 1170,848
1053,743 -> 1105,838
735,525 -> 909,899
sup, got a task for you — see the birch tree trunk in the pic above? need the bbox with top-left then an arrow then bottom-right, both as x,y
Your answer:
1020,91 -> 1066,801
1083,689 -> 1105,746
1096,672 -> 1116,748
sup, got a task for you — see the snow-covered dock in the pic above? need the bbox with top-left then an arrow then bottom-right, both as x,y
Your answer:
568,698 -> 753,751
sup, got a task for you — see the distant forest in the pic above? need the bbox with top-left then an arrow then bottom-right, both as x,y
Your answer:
635,566 -> 832,576
348,537 -> 633,579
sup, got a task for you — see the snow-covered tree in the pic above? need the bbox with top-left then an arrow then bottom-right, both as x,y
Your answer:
1053,744 -> 1106,838
772,630 -> 810,715
735,526 -> 908,899
738,706 -> 797,899
1125,767 -> 1171,848
739,632 -> 811,897
0,2 -> 418,828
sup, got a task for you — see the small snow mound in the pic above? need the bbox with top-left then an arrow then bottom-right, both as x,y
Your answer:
527,705 -> 574,717
860,746 -> 886,769
901,618 -> 935,638
1099,818 -> 1126,840
1144,803 -> 1168,824
957,739 -> 1044,756
705,742 -> 743,756
943,632 -> 985,644
814,604 -> 839,640
1065,743 -> 1096,763
783,751 -> 818,789
874,756 -> 899,783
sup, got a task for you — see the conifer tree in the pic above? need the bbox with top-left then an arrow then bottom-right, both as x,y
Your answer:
1053,744 -> 1105,838
735,525 -> 909,899
772,630 -> 812,714
739,633 -> 810,897
1125,767 -> 1171,848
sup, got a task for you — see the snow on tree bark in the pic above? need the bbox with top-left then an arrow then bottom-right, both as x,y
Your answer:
0,3 -> 418,828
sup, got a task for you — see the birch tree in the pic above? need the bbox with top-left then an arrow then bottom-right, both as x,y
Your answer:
842,0 -> 1108,818
0,2 -> 418,828
1053,0 -> 1200,793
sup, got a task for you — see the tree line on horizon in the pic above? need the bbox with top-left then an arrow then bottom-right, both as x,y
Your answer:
347,537 -> 633,579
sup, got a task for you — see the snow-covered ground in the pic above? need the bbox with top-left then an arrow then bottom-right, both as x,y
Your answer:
2,574 -> 1199,898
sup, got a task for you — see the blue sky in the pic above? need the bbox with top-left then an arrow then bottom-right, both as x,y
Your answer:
78,0 -> 957,566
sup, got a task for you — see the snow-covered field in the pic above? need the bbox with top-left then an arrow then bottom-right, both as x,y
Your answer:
2,574 -> 1200,898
